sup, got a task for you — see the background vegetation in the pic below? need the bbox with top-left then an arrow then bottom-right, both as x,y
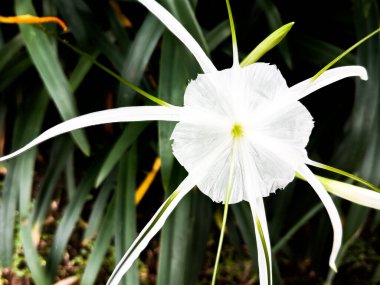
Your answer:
0,0 -> 379,284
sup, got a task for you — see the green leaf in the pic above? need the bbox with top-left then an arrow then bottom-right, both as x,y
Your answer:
115,146 -> 138,285
81,197 -> 116,285
161,192 -> 192,285
70,53 -> 99,91
107,174 -> 192,285
157,173 -> 212,285
51,0 -> 124,69
293,35 -> 355,67
20,223 -> 49,285
158,32 -> 187,191
322,2 -> 380,280
0,54 -> 32,92
0,88 -> 49,266
232,203 -> 257,263
156,167 -> 187,285
65,152 -> 76,200
272,203 -> 323,253
95,122 -> 149,187
117,14 -> 164,107
0,34 -> 24,71
46,158 -> 101,280
158,193 -> 191,285
15,0 -> 90,155
161,0 -> 209,53
31,136 -> 74,230
83,174 -> 114,241
334,0 -> 380,180
206,20 -> 231,51
156,0 -> 208,190
32,45 -> 95,230
183,192 -> 213,285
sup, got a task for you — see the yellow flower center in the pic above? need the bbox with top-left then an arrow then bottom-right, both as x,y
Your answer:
231,123 -> 244,138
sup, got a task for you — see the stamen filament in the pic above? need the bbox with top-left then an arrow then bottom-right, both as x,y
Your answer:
211,139 -> 238,285
60,40 -> 171,107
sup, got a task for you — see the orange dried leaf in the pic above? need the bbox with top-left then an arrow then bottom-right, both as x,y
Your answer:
0,14 -> 68,31
110,0 -> 132,28
135,157 -> 161,204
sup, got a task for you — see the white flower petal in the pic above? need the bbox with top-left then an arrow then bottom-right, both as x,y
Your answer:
297,164 -> 342,271
173,63 -> 313,202
251,102 -> 314,152
137,0 -> 216,73
183,63 -> 289,122
315,175 -> 380,210
250,198 -> 272,285
289,66 -> 368,101
240,137 -> 297,198
106,175 -> 196,285
0,106 -> 181,161
172,123 -> 233,202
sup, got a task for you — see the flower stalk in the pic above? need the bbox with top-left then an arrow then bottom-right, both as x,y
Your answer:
211,139 -> 238,285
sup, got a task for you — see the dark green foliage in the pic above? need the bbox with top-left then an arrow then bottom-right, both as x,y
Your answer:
0,0 -> 379,284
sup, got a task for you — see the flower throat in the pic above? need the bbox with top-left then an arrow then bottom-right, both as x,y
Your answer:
231,123 -> 244,138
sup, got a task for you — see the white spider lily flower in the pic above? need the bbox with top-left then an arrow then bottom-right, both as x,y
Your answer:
0,1 -> 370,285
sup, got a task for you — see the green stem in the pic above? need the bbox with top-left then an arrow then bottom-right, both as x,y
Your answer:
59,39 -> 171,107
39,25 -> 171,106
211,140 -> 238,285
272,203 -> 323,253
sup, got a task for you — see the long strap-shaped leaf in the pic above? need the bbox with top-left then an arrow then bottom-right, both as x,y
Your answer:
15,0 -> 90,154
106,175 -> 196,285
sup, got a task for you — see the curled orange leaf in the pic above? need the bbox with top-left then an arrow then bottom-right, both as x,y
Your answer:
0,14 -> 68,31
